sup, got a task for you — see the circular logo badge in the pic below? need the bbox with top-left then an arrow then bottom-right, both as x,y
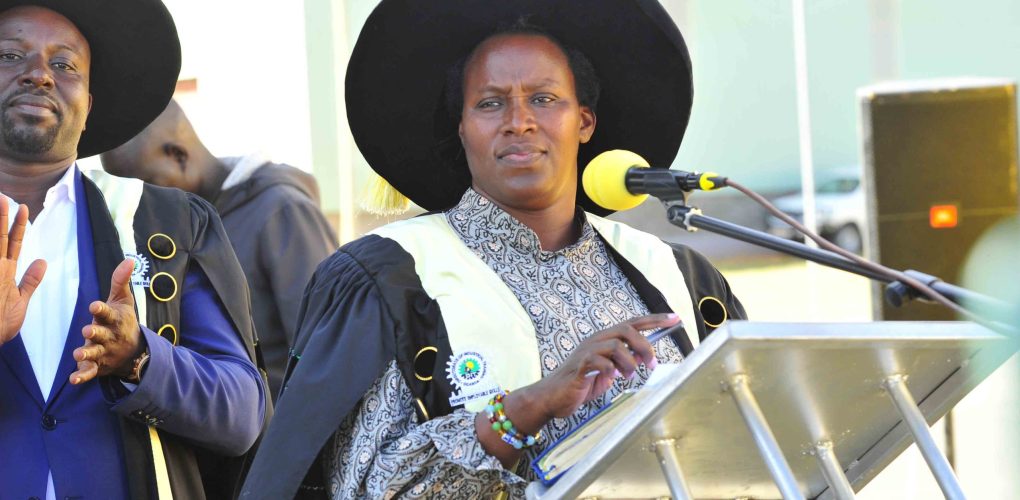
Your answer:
446,351 -> 487,388
126,252 -> 150,280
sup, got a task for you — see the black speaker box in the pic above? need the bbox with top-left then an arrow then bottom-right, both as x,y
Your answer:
859,79 -> 1019,320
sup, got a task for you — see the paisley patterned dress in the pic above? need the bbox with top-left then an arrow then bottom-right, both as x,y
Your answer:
324,190 -> 686,499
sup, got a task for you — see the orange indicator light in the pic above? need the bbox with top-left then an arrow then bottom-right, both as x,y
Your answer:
929,204 -> 958,229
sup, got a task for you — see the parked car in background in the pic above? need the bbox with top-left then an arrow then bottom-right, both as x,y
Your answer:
765,168 -> 867,254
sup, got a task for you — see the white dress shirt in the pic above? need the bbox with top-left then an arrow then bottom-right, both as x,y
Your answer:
6,164 -> 78,500
8,164 -> 79,400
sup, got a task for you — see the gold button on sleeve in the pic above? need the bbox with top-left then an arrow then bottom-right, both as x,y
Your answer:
147,233 -> 177,260
157,324 -> 178,345
149,272 -> 178,302
413,346 -> 439,381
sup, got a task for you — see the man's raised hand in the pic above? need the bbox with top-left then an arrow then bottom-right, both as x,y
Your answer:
71,258 -> 145,384
0,197 -> 46,347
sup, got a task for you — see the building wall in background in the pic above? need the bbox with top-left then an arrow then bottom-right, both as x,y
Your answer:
161,0 -> 314,173
899,0 -> 1020,80
669,0 -> 803,191
666,1 -> 878,192
664,0 -> 1020,193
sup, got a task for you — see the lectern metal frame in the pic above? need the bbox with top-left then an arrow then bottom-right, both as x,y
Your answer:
525,321 -> 1013,499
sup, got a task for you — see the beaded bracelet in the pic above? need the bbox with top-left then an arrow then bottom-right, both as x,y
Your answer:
484,390 -> 541,449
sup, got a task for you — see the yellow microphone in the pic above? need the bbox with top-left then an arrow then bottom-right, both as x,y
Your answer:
582,150 -> 728,211
582,150 -> 651,211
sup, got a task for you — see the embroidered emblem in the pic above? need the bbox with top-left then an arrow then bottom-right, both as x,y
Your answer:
448,351 -> 486,387
446,350 -> 500,407
126,252 -> 151,287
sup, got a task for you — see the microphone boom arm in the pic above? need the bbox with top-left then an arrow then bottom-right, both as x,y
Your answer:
663,202 -> 1017,332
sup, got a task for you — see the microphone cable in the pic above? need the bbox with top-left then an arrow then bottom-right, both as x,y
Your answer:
718,177 -> 1016,336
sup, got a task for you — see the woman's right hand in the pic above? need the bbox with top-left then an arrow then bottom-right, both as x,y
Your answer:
475,312 -> 679,467
530,312 -> 679,420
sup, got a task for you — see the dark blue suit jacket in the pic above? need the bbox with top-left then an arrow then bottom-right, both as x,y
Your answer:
0,169 -> 265,499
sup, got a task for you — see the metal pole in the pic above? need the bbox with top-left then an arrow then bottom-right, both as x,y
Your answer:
727,374 -> 805,500
882,375 -> 966,500
790,0 -> 818,241
790,0 -> 825,318
811,440 -> 856,499
651,438 -> 695,500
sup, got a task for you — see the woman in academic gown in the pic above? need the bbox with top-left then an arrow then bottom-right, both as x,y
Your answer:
242,1 -> 745,498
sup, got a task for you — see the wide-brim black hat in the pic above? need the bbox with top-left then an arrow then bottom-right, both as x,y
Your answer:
346,0 -> 693,215
2,0 -> 181,157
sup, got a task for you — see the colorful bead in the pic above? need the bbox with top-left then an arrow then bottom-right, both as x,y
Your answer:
483,389 -> 542,450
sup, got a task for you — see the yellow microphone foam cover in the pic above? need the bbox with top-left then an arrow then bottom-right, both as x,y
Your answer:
582,150 -> 650,211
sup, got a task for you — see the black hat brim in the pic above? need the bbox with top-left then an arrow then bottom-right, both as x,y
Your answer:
346,0 -> 693,215
3,0 -> 181,158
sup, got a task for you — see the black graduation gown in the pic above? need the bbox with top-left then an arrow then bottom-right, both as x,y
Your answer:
241,228 -> 744,499
82,176 -> 272,499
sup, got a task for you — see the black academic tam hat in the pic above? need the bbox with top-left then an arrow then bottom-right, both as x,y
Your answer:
1,0 -> 181,158
346,0 -> 694,215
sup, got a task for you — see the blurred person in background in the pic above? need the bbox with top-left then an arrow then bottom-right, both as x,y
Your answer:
101,99 -> 338,399
0,0 -> 267,498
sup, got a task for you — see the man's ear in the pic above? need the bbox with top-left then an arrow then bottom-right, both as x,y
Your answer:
164,143 -> 188,170
84,94 -> 94,130
579,106 -> 596,144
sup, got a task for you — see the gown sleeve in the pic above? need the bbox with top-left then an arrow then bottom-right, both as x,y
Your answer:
669,242 -> 748,340
323,361 -> 524,499
243,235 -> 522,498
